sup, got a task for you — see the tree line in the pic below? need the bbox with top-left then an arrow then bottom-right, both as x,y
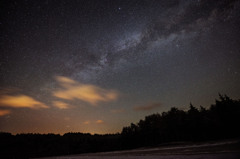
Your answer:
121,94 -> 240,148
1,94 -> 240,158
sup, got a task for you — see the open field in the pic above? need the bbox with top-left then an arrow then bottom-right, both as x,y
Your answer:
37,139 -> 240,159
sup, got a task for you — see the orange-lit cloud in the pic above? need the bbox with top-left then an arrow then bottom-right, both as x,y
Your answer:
83,120 -> 104,125
83,121 -> 90,125
0,95 -> 49,109
134,102 -> 161,111
96,120 -> 104,124
53,76 -> 119,105
56,76 -> 77,87
0,109 -> 11,116
53,101 -> 70,109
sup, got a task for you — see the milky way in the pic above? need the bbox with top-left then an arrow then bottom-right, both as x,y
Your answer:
1,0 -> 240,134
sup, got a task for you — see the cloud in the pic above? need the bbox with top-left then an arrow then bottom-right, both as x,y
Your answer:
53,101 -> 70,109
134,102 -> 161,111
83,121 -> 90,125
83,120 -> 104,125
53,76 -> 119,105
96,120 -> 104,124
0,109 -> 11,116
55,76 -> 77,86
0,95 -> 49,109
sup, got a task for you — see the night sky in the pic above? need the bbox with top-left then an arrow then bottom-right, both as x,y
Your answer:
1,0 -> 240,134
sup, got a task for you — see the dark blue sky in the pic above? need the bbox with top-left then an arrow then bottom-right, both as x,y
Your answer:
0,0 -> 240,134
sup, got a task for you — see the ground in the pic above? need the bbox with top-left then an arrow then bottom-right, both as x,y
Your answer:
36,139 -> 240,159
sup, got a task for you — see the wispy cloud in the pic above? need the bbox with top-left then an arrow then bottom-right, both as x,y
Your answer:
83,121 -> 90,125
134,102 -> 161,111
83,120 -> 104,125
0,109 -> 11,116
53,76 -> 119,105
96,120 -> 104,124
52,101 -> 70,109
0,95 -> 49,109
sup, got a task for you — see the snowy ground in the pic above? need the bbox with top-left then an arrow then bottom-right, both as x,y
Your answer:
37,140 -> 240,159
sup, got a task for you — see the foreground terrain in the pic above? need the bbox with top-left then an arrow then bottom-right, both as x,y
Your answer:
37,139 -> 240,159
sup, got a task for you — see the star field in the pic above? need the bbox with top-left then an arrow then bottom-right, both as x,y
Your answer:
0,0 -> 240,134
